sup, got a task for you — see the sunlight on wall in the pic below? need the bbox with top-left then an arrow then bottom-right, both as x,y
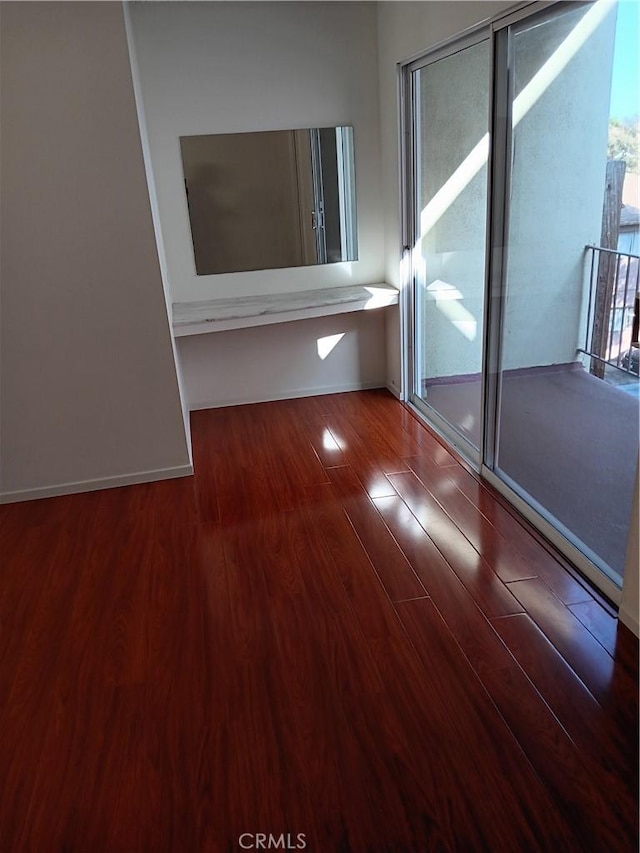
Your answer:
417,0 -> 615,243
425,280 -> 477,341
399,248 -> 412,292
317,332 -> 346,360
419,135 -> 489,238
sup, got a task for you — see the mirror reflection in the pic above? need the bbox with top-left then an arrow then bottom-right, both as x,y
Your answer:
180,126 -> 358,275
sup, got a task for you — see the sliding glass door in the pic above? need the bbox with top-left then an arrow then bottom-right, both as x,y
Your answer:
404,0 -> 638,600
407,36 -> 490,461
487,1 -> 635,594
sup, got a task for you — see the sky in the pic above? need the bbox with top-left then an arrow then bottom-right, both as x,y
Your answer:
609,0 -> 640,119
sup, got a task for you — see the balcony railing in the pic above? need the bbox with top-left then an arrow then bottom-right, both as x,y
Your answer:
580,244 -> 640,376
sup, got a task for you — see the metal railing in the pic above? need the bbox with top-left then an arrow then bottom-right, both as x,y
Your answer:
580,244 -> 639,375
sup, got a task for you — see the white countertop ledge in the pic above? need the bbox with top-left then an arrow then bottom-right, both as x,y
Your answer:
172,283 -> 399,336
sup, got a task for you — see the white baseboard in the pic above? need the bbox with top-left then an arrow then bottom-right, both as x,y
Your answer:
618,603 -> 640,638
385,382 -> 401,400
0,464 -> 194,505
188,381 -> 385,411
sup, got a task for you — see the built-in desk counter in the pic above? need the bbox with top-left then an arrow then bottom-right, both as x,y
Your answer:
172,284 -> 399,337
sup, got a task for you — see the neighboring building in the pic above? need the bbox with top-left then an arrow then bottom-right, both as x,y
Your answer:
618,200 -> 640,255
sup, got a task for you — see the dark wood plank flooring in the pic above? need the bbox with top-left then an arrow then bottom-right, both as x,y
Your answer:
0,389 -> 637,851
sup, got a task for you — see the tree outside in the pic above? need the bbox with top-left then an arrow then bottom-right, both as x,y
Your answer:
608,116 -> 639,172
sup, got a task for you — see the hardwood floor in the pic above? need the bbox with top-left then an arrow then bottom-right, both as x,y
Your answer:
0,389 -> 637,852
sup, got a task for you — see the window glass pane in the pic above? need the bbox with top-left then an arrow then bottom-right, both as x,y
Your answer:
412,40 -> 490,451
494,1 -> 637,585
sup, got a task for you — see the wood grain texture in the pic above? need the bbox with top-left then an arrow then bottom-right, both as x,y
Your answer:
0,390 -> 637,852
507,577 -> 638,728
492,613 -> 638,796
569,598 -> 630,658
406,453 -> 594,603
374,493 -> 523,618
326,464 -> 427,602
399,599 -> 638,852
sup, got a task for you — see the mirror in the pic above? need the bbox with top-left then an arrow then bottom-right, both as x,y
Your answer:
180,126 -> 358,275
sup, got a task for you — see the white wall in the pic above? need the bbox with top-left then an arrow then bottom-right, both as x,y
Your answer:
377,1 -> 616,385
123,3 -> 194,458
414,2 -> 617,379
0,2 -> 191,501
376,1 -> 511,392
417,39 -> 489,381
126,0 -> 387,407
178,311 -> 387,410
502,1 -> 616,370
127,0 -> 384,304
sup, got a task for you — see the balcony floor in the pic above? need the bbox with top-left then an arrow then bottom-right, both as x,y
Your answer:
423,363 -> 639,580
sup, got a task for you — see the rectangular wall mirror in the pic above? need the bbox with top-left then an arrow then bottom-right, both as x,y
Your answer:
180,126 -> 358,275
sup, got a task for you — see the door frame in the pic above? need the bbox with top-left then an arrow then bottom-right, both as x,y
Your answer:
401,23 -> 493,468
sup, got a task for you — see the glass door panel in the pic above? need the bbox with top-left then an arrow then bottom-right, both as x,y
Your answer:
492,2 -> 636,587
412,40 -> 490,455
